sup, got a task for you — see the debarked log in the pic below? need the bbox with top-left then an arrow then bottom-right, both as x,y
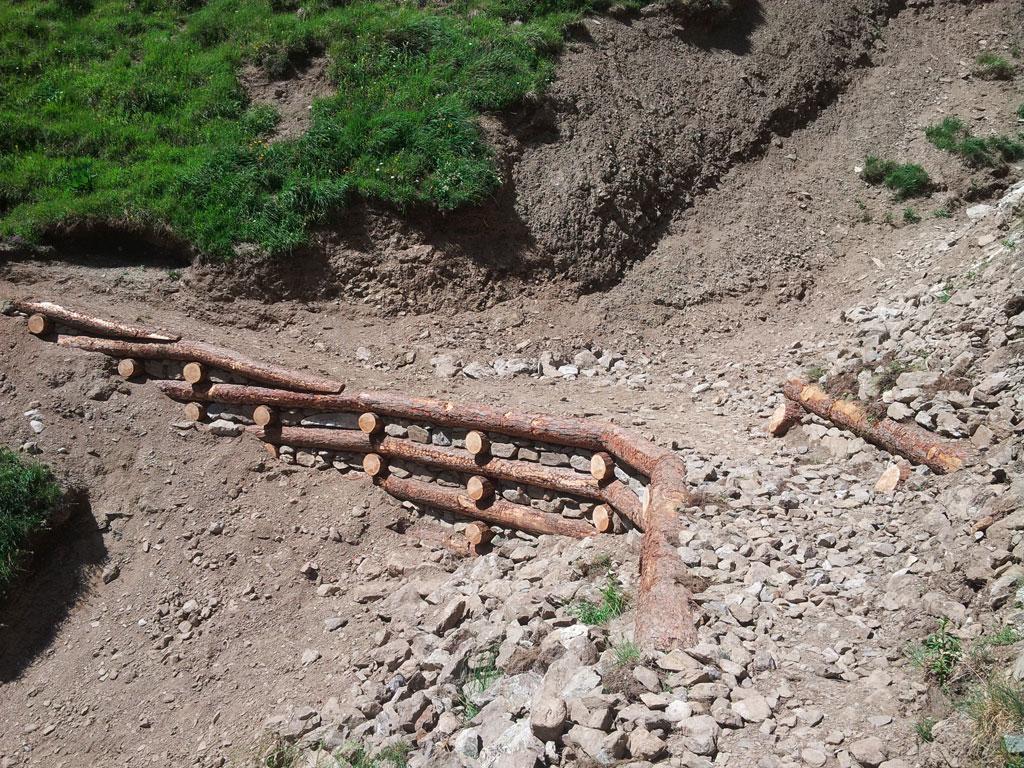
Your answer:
376,475 -> 596,539
12,299 -> 180,342
55,335 -> 345,394
782,379 -> 968,474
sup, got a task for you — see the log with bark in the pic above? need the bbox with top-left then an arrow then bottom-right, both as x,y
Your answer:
55,335 -> 345,394
12,299 -> 180,342
782,379 -> 968,473
766,399 -> 803,437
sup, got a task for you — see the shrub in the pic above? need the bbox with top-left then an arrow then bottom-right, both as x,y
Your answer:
0,449 -> 61,591
974,52 -> 1015,81
861,156 -> 932,199
926,116 -> 1024,168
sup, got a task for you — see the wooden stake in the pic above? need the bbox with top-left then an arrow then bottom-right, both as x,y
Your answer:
466,475 -> 494,504
591,451 -> 615,483
358,412 -> 383,435
253,405 -> 277,427
592,504 -> 614,533
184,402 -> 206,422
362,453 -> 387,478
26,314 -> 52,336
465,430 -> 489,456
183,362 -> 207,385
117,358 -> 140,380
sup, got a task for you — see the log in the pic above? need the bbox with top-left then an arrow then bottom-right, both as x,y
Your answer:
377,476 -> 595,539
117,358 -> 141,380
466,476 -> 494,503
27,314 -> 52,336
183,361 -> 207,385
600,481 -> 645,529
12,300 -> 179,342
634,455 -> 700,651
54,335 -> 344,394
253,405 -> 277,427
465,521 -> 494,546
766,400 -> 803,437
591,451 -> 615,483
155,380 -> 360,411
184,403 -> 206,422
782,379 -> 968,473
592,504 -> 614,533
359,412 -> 384,435
465,430 -> 489,456
601,426 -> 671,477
363,453 -> 387,478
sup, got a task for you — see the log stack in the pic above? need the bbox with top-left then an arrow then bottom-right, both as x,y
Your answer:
8,299 -> 703,652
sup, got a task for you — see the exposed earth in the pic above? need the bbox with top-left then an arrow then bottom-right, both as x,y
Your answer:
1,1 -> 1023,767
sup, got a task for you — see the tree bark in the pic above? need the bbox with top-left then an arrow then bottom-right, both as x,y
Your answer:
155,380 -> 359,410
782,379 -> 968,473
12,300 -> 180,342
55,335 -> 345,394
766,399 -> 803,437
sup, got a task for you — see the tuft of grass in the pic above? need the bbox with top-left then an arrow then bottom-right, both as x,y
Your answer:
457,646 -> 500,720
861,156 -> 932,199
933,207 -> 952,218
926,116 -> 1024,169
1017,103 -> 1024,120
906,618 -> 962,687
965,675 -> 1024,767
974,52 -> 1015,81
613,640 -> 641,667
804,364 -> 826,382
0,449 -> 61,592
0,0 -> 629,259
574,573 -> 627,625
981,625 -> 1022,648
903,207 -> 921,224
915,717 -> 936,743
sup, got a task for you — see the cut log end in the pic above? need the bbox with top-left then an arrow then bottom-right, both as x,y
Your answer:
465,430 -> 490,456
253,405 -> 277,427
117,358 -> 140,380
27,314 -> 52,336
363,453 -> 387,478
184,402 -> 206,422
591,451 -> 615,483
465,521 -> 494,547
264,442 -> 279,458
592,504 -> 614,533
767,400 -> 803,437
183,361 -> 207,385
466,475 -> 495,504
358,412 -> 383,435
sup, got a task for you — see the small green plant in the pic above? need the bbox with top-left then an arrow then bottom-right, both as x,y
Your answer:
906,618 -> 962,686
0,449 -> 61,592
862,156 -> 932,199
457,647 -> 500,720
903,207 -> 921,224
1017,103 -> 1024,120
933,207 -> 952,218
982,626 -> 1022,648
804,364 -> 826,382
926,116 -> 1024,169
613,640 -> 641,667
964,675 -> 1024,767
1002,237 -> 1018,251
915,717 -> 936,743
167,269 -> 182,281
574,574 -> 627,625
974,51 -> 1015,80
938,288 -> 953,303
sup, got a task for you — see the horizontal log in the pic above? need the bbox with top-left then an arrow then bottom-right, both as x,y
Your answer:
155,380 -> 359,410
13,299 -> 179,342
27,314 -> 52,336
55,335 -> 344,394
117,358 -> 141,380
601,426 -> 671,477
377,476 -> 595,539
600,481 -> 645,529
466,475 -> 494,503
782,379 -> 968,473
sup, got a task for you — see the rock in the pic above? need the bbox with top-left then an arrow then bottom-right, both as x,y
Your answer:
849,736 -> 888,767
801,747 -> 828,767
731,692 -> 772,723
454,728 -> 481,759
874,464 -> 901,493
429,597 -> 468,636
431,354 -> 459,378
530,694 -> 567,742
566,725 -> 627,765
207,419 -> 243,437
324,617 -> 348,632
677,716 -> 719,757
300,648 -> 321,666
627,728 -> 667,761
101,564 -> 120,584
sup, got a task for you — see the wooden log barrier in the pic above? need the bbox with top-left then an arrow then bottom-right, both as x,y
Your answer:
253,405 -> 277,427
184,403 -> 206,422
183,361 -> 207,385
782,378 -> 968,473
466,475 -> 494,504
117,358 -> 141,380
358,412 -> 384,435
27,314 -> 52,336
465,521 -> 494,555
591,451 -> 615,483
465,430 -> 489,456
12,300 -> 179,342
156,380 -> 359,411
363,453 -> 387,478
592,504 -> 614,533
55,335 -> 344,394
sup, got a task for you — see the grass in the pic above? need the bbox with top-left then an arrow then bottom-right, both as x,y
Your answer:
263,738 -> 411,768
0,448 -> 61,593
457,646 -> 500,720
974,52 -> 1015,81
925,116 -> 1024,169
573,573 -> 627,625
903,207 -> 921,224
965,676 -> 1024,767
906,618 -> 962,687
1018,104 -> 1024,120
0,0 -> 644,259
804,364 -> 826,382
613,640 -> 641,667
861,156 -> 932,199
934,207 -> 952,218
915,717 -> 936,743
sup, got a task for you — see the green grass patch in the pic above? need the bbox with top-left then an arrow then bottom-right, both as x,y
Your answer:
574,573 -> 627,625
974,51 -> 1015,81
933,207 -> 951,218
457,646 -> 500,720
613,639 -> 641,667
915,717 -> 936,743
965,676 -> 1024,768
0,448 -> 61,592
861,156 -> 932,199
0,0 -> 633,258
905,618 -> 962,687
1017,104 -> 1024,120
903,207 -> 921,224
925,116 -> 1024,169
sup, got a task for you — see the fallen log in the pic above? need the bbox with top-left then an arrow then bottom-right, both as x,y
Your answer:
766,400 -> 803,437
592,504 -> 614,533
55,335 -> 345,394
599,481 -> 644,529
12,299 -> 180,342
155,380 -> 359,410
466,476 -> 495,503
117,358 -> 141,380
27,314 -> 52,336
601,426 -> 671,477
591,452 -> 615,483
782,379 -> 968,474
633,455 -> 700,651
377,475 -> 595,539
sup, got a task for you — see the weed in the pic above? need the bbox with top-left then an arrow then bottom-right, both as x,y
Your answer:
915,717 -> 936,743
938,288 -> 953,304
906,618 -> 962,687
1002,237 -> 1018,250
167,268 -> 182,281
0,449 -> 61,592
589,553 -> 613,574
861,156 -> 932,199
804,364 -> 826,382
982,626 -> 1022,648
574,574 -> 627,625
974,51 -> 1015,81
903,207 -> 921,224
933,207 -> 952,218
614,640 -> 641,667
965,675 -> 1024,767
457,646 -> 500,720
926,116 -> 1024,169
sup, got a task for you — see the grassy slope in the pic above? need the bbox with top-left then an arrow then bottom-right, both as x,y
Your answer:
0,0 -> 615,259
0,449 -> 60,591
